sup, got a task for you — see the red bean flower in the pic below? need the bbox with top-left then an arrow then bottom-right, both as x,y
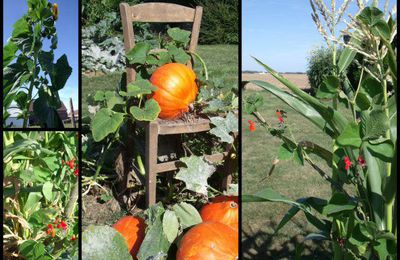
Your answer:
344,156 -> 352,171
276,110 -> 284,123
248,120 -> 256,132
357,155 -> 366,168
57,220 -> 68,231
46,223 -> 55,237
73,167 -> 79,177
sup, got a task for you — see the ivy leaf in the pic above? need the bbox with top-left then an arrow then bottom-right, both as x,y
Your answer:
82,225 -> 132,260
172,202 -> 202,229
167,27 -> 191,45
126,42 -> 151,65
162,210 -> 179,243
209,112 -> 238,143
91,108 -> 125,142
120,80 -> 157,97
130,99 -> 160,121
175,156 -> 216,195
244,93 -> 264,114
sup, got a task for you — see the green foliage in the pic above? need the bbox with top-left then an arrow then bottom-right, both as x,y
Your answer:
196,0 -> 239,44
3,132 -> 78,258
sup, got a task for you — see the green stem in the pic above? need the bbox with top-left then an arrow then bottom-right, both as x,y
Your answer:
189,51 -> 208,80
136,153 -> 145,176
23,54 -> 38,128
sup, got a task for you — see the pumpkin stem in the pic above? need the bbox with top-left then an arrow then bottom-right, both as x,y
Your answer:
188,51 -> 208,81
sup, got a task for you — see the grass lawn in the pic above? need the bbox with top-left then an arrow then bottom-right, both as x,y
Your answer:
241,89 -> 341,259
82,44 -> 238,117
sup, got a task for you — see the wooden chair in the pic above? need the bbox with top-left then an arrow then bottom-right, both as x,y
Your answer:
119,3 -> 234,207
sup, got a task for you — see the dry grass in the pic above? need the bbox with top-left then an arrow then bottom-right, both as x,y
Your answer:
242,73 -> 310,91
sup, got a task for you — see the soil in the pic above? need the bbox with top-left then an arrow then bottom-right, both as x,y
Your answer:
242,73 -> 310,91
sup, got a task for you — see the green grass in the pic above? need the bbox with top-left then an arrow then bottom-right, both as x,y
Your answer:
82,44 -> 238,117
242,90 -> 338,259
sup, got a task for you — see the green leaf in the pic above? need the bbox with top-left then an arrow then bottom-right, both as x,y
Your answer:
338,36 -> 360,74
129,99 -> 161,121
23,192 -> 43,215
315,76 -> 340,99
42,182 -> 53,201
3,41 -> 18,67
363,108 -> 389,140
357,7 -> 384,26
50,54 -> 72,91
167,45 -> 190,64
372,20 -> 390,40
175,156 -> 216,195
126,42 -> 151,65
121,80 -> 157,97
366,139 -> 394,162
94,91 -> 106,102
322,192 -> 356,215
172,202 -> 202,229
38,50 -> 54,73
33,90 -> 64,128
82,225 -> 133,260
19,240 -> 46,260
167,27 -> 191,45
91,108 -> 125,142
209,112 -> 238,143
244,93 -> 264,114
162,210 -> 179,243
12,16 -> 31,38
336,122 -> 362,148
278,143 -> 293,160
104,91 -> 124,109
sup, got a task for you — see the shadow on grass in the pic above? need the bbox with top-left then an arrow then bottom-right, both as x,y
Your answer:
241,220 -> 332,260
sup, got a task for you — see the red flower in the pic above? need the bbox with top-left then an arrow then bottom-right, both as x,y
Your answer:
73,166 -> 79,177
344,156 -> 352,171
57,220 -> 68,230
248,120 -> 256,132
71,235 -> 76,241
64,158 -> 75,169
276,110 -> 284,123
47,223 -> 55,237
357,156 -> 366,168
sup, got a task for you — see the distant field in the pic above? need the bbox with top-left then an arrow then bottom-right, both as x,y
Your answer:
242,73 -> 310,90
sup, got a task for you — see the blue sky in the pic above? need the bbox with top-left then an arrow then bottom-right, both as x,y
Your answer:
3,0 -> 79,113
242,0 -> 396,72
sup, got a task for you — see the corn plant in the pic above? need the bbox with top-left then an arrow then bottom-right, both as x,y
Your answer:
3,0 -> 72,128
3,132 -> 79,259
244,2 -> 396,258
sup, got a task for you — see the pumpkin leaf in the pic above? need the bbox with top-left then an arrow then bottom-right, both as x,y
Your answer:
209,112 -> 238,143
172,202 -> 202,229
175,156 -> 216,195
129,99 -> 160,121
162,210 -> 179,243
126,42 -> 151,65
82,225 -> 132,260
167,27 -> 191,45
167,45 -> 190,64
120,80 -> 157,97
91,108 -> 125,142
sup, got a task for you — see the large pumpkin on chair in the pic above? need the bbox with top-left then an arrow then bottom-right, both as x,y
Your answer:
150,63 -> 198,119
112,216 -> 146,259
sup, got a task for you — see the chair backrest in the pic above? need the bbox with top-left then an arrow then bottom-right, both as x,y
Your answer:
120,3 -> 203,84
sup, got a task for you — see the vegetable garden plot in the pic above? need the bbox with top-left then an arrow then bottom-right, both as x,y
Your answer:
3,131 -> 79,259
82,3 -> 238,259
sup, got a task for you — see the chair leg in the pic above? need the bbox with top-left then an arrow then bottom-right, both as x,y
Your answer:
145,121 -> 158,207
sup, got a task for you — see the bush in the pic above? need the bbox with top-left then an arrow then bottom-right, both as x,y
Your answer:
307,46 -> 363,95
196,0 -> 239,44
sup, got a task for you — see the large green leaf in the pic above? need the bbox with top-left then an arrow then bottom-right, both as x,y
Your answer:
252,57 -> 348,134
175,156 -> 216,195
120,79 -> 157,97
129,99 -> 160,121
91,108 -> 125,142
167,27 -> 191,45
3,41 -> 18,67
50,54 -> 72,91
249,80 -> 335,137
19,240 -> 47,260
126,42 -> 151,65
366,139 -> 394,162
321,192 -> 356,215
82,225 -> 132,260
172,202 -> 202,229
336,122 -> 362,148
162,210 -> 179,243
33,91 -> 64,128
209,112 -> 238,143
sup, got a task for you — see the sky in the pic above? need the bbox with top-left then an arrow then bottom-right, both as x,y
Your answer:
3,0 -> 79,113
242,0 -> 396,72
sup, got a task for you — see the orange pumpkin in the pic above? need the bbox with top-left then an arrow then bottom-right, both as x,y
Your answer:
200,200 -> 238,231
112,216 -> 146,259
211,195 -> 239,204
176,222 -> 238,260
150,63 -> 198,119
